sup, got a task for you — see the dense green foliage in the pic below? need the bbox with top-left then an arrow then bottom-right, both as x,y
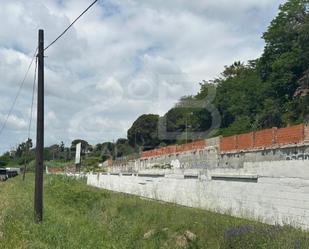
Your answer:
114,138 -> 135,158
210,0 -> 309,133
1,140 -> 73,171
1,175 -> 308,249
92,142 -> 115,161
0,153 -> 11,167
163,95 -> 212,142
127,114 -> 160,149
213,62 -> 261,131
257,0 -> 309,127
93,139 -> 135,160
0,139 -> 34,167
1,137 -> 136,171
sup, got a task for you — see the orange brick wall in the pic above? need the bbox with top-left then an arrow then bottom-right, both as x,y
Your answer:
254,128 -> 275,148
220,124 -> 306,153
305,125 -> 309,142
141,140 -> 206,158
175,140 -> 206,153
237,133 -> 254,150
192,140 -> 207,150
276,124 -> 304,145
220,136 -> 237,152
142,150 -> 152,158
141,124 -> 307,157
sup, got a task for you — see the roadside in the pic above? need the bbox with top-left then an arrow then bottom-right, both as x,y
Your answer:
1,174 -> 309,249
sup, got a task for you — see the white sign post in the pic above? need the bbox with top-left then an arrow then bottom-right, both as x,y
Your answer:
75,142 -> 81,172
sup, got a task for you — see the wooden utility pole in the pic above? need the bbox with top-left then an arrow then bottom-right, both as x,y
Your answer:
34,29 -> 44,223
22,157 -> 27,181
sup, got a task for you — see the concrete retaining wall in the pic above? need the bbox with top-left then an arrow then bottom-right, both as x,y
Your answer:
219,144 -> 309,168
108,145 -> 219,173
108,125 -> 309,173
108,144 -> 309,173
88,160 -> 309,230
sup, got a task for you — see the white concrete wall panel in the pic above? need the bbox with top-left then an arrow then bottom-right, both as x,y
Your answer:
88,160 -> 309,230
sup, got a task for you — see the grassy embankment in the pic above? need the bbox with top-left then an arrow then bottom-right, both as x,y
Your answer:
0,174 -> 308,249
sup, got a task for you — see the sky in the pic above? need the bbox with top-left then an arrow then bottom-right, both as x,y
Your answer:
0,0 -> 286,153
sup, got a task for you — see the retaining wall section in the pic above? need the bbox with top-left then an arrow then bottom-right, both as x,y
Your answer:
141,140 -> 207,158
219,136 -> 237,152
218,145 -> 309,168
108,146 -> 219,173
304,124 -> 309,142
107,124 -> 309,172
276,124 -> 305,145
108,144 -> 309,173
88,160 -> 309,230
220,124 -> 306,153
254,128 -> 275,148
237,132 -> 254,150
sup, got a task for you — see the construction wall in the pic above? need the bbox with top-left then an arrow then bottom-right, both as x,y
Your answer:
219,145 -> 309,168
96,124 -> 309,229
305,125 -> 309,142
88,160 -> 309,230
108,144 -> 309,173
219,124 -> 305,153
107,145 -> 219,173
141,140 -> 207,158
107,124 -> 309,173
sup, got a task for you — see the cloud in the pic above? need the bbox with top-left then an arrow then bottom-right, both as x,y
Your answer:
95,77 -> 124,99
0,0 -> 286,152
0,114 -> 27,130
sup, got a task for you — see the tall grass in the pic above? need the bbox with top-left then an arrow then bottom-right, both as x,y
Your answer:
0,175 -> 308,249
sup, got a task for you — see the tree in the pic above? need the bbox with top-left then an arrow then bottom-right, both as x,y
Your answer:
211,61 -> 265,133
114,138 -> 134,158
157,93 -> 213,144
127,114 -> 160,149
255,99 -> 283,128
16,139 -> 33,158
259,0 -> 309,124
0,152 -> 11,167
93,142 -> 115,161
100,142 -> 115,161
59,141 -> 65,153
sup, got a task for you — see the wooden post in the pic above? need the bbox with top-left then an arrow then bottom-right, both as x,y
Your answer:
34,29 -> 44,223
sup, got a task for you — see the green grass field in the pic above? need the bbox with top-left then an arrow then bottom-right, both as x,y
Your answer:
0,174 -> 308,249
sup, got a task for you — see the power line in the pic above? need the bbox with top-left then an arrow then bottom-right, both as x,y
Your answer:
44,0 -> 98,51
1,0 -> 98,146
28,57 -> 38,140
23,57 -> 37,181
0,49 -> 38,139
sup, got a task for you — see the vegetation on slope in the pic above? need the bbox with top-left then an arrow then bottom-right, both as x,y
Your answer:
1,175 -> 309,249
